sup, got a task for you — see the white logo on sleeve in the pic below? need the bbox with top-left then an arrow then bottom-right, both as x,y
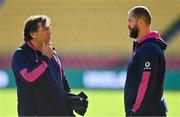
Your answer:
144,61 -> 151,69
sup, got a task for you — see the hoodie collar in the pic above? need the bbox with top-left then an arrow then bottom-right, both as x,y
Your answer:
138,31 -> 161,44
135,31 -> 167,50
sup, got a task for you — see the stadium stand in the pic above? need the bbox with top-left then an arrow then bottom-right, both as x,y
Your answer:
0,0 -> 179,69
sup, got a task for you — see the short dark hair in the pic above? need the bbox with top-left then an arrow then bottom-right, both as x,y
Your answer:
129,6 -> 151,25
23,15 -> 50,42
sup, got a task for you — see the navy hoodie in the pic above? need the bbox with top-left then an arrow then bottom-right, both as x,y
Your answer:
124,32 -> 168,116
11,42 -> 73,116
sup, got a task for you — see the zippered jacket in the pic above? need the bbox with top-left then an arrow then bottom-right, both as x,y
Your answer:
11,42 -> 73,116
124,32 -> 168,116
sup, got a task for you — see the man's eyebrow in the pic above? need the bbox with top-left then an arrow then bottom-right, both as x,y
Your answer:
41,24 -> 50,29
128,18 -> 131,21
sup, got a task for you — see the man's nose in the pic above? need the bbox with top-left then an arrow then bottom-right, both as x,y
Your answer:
48,30 -> 52,35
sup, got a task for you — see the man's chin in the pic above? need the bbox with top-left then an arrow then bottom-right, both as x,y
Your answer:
44,41 -> 51,45
130,36 -> 136,39
49,41 -> 52,45
129,34 -> 136,39
129,33 -> 138,39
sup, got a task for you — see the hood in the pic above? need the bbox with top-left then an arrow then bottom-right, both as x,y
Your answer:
138,31 -> 167,50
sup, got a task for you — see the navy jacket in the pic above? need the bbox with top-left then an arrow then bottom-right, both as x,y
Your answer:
124,32 -> 167,116
11,42 -> 73,116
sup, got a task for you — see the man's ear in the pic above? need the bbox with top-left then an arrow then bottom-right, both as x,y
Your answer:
29,32 -> 36,39
139,18 -> 146,26
138,18 -> 143,25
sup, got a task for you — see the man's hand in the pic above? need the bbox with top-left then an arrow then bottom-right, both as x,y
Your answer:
42,43 -> 54,59
66,91 -> 88,116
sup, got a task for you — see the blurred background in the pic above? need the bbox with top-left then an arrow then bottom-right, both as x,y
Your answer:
0,0 -> 180,116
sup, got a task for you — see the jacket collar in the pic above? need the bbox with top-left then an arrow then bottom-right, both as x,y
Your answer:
138,31 -> 161,44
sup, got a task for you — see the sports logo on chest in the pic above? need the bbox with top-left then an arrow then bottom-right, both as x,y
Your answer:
144,61 -> 151,70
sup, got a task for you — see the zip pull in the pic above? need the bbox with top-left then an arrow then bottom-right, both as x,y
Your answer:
53,54 -> 63,80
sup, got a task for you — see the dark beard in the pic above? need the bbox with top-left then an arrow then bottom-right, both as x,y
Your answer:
129,27 -> 139,39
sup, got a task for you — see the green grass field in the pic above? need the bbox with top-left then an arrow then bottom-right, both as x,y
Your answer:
0,89 -> 180,116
